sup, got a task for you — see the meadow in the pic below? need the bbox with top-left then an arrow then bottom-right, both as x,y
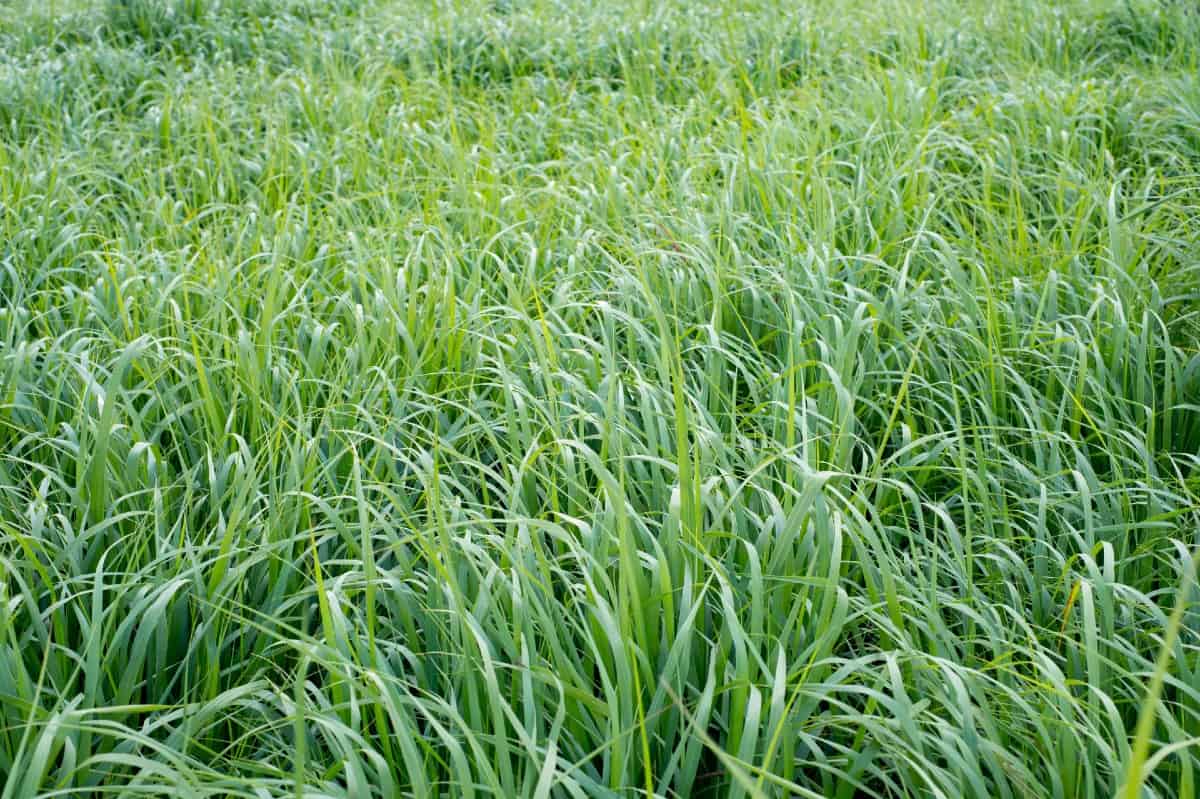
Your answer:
1,0 -> 1199,796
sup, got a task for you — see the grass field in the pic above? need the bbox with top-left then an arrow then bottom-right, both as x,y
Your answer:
1,0 -> 1199,796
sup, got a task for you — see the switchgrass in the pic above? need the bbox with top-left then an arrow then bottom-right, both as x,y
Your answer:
1,0 -> 1198,796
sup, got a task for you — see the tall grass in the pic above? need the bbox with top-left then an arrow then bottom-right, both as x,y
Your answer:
1,0 -> 1198,796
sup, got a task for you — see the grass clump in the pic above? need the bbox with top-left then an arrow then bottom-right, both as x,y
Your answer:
0,0 -> 1198,796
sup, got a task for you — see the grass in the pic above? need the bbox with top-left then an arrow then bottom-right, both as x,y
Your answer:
0,0 -> 1198,796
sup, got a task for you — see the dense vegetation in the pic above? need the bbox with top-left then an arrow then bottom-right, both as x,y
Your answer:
1,0 -> 1199,796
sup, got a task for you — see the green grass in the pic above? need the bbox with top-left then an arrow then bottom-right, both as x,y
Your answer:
1,0 -> 1199,796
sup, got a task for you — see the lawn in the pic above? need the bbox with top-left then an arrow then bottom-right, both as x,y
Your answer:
1,0 -> 1199,796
